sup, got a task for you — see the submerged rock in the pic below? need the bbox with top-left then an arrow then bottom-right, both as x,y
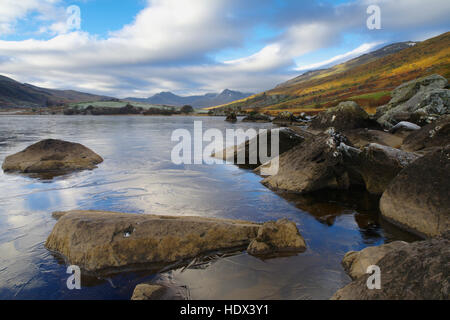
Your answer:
401,114 -> 450,153
332,235 -> 450,300
242,113 -> 272,123
131,284 -> 167,300
380,145 -> 450,237
247,219 -> 306,257
45,210 -> 260,273
309,101 -> 377,131
340,143 -> 420,195
2,139 -> 103,176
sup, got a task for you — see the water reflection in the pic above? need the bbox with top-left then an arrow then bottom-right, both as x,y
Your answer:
0,115 -> 418,300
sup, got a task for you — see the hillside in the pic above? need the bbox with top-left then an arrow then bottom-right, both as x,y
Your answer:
209,32 -> 450,115
0,75 -> 112,108
126,89 -> 253,108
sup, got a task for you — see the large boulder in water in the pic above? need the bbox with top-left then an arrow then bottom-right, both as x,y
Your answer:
376,75 -> 449,128
340,143 -> 420,195
380,145 -> 450,237
2,139 -> 103,176
309,101 -> 376,131
401,115 -> 450,153
331,235 -> 450,300
247,219 -> 306,257
261,129 -> 356,193
45,210 -> 261,274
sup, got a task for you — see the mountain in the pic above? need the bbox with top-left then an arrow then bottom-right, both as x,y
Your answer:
126,89 -> 253,108
208,32 -> 450,114
0,75 -> 112,108
277,41 -> 418,89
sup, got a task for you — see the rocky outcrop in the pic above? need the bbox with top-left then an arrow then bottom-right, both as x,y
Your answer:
340,143 -> 420,195
225,112 -> 237,122
386,74 -> 447,108
247,219 -> 306,257
341,241 -> 408,280
401,115 -> 450,152
45,210 -> 261,273
332,235 -> 450,300
309,101 -> 377,131
380,145 -> 450,237
272,111 -> 302,126
212,128 -> 305,169
261,129 -> 354,193
242,113 -> 272,123
2,139 -> 103,176
131,284 -> 167,300
376,75 -> 449,128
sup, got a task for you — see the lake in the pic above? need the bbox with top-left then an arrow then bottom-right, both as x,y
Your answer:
0,115 -> 418,300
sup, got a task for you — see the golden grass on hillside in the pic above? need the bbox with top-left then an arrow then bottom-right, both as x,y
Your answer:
209,32 -> 450,115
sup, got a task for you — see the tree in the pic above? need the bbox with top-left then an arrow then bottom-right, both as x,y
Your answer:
180,105 -> 194,114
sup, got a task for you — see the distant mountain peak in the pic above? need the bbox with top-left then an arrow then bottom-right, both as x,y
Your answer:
127,89 -> 253,108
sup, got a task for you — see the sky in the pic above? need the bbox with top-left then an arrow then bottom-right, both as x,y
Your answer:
0,0 -> 449,98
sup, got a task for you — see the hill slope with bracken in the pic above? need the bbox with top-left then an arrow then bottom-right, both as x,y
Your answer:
208,31 -> 450,115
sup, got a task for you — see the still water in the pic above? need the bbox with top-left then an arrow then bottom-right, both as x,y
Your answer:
0,115 -> 418,300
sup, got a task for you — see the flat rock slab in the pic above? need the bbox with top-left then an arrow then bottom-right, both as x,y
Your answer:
45,210 -> 261,274
2,139 -> 103,177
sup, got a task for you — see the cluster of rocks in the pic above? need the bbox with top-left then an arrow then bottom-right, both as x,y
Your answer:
3,73 -> 448,300
226,110 -> 311,125
216,74 -> 449,299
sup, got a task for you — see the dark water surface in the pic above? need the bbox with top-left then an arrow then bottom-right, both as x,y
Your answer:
0,115 -> 418,300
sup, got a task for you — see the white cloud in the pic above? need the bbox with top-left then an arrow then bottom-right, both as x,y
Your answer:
0,0 -> 448,98
0,0 -> 62,36
294,42 -> 382,71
